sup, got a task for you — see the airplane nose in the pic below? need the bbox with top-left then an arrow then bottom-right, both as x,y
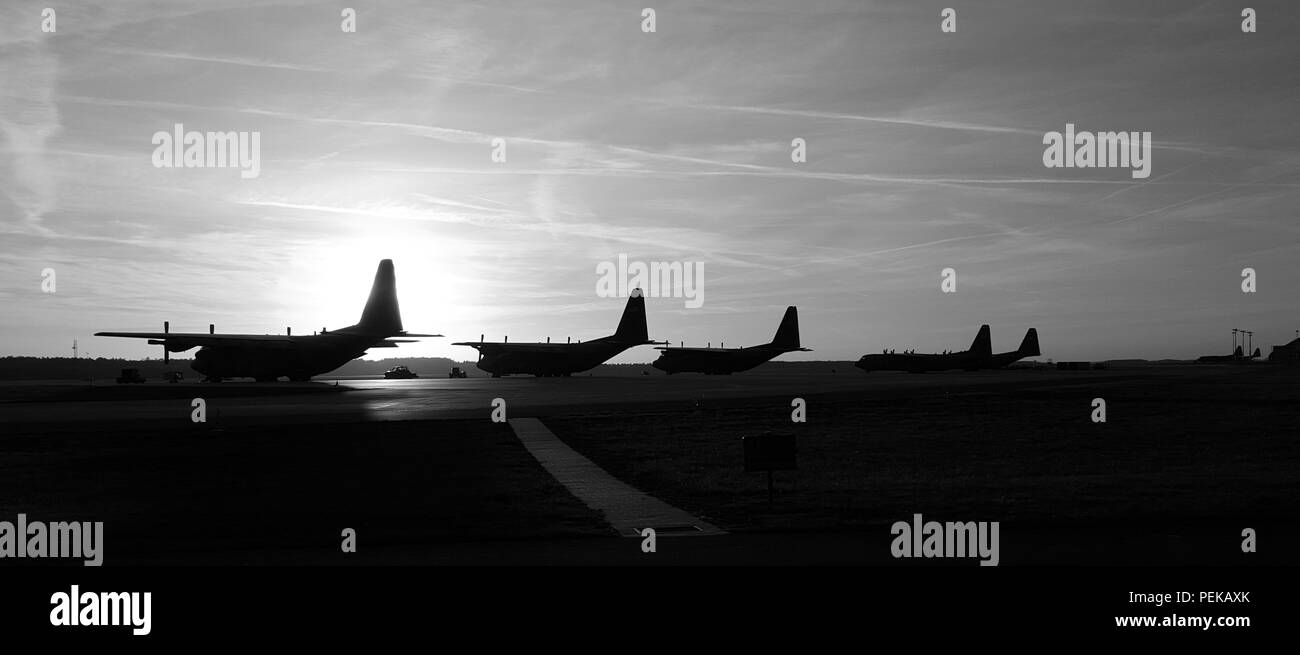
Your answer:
192,347 -> 212,374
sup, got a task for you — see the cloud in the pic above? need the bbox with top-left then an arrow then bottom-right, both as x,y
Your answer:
0,35 -> 61,228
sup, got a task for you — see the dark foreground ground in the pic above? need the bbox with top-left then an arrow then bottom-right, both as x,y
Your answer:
0,365 -> 1295,565
0,420 -> 611,565
551,371 -> 1300,527
546,365 -> 1300,564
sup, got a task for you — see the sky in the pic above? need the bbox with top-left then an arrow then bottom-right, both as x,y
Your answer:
2,0 -> 1298,363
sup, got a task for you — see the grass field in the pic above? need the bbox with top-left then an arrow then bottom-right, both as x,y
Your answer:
547,367 -> 1300,535
0,419 -> 611,564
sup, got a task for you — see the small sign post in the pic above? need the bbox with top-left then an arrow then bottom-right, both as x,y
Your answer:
743,432 -> 797,505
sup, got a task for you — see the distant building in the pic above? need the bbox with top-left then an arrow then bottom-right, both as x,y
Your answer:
1267,338 -> 1300,366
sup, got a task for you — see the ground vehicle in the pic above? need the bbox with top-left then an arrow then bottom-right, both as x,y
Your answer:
116,368 -> 146,384
164,371 -> 184,383
448,367 -> 468,378
384,365 -> 418,379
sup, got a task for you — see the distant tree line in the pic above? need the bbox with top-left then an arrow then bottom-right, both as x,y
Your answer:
0,356 -> 856,381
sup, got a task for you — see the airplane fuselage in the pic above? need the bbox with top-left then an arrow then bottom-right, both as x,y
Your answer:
473,339 -> 639,377
191,332 -> 385,381
652,345 -> 791,374
983,350 -> 1032,369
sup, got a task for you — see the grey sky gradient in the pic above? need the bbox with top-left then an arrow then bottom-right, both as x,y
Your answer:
2,0 -> 1298,363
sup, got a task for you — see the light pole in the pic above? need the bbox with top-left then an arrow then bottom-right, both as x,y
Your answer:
1232,328 -> 1238,353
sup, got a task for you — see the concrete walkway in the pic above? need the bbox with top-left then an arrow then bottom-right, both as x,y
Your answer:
509,418 -> 726,537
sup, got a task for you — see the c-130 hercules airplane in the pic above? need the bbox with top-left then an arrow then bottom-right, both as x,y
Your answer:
855,325 -> 1040,373
651,306 -> 811,374
454,290 -> 656,377
95,260 -> 439,382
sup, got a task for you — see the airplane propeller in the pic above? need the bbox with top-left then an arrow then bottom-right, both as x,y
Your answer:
147,321 -> 171,363
151,321 -> 213,364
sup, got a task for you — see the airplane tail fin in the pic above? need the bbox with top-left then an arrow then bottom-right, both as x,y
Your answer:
970,324 -> 992,357
1253,347 -> 1261,359
1233,345 -> 1244,357
771,306 -> 801,349
356,259 -> 404,334
612,290 -> 648,343
1018,328 -> 1041,357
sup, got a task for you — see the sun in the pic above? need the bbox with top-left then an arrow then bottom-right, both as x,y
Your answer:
274,230 -> 464,358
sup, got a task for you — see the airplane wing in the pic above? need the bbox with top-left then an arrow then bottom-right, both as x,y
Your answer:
95,332 -> 298,350
655,346 -> 729,352
452,342 -> 576,353
96,332 -> 293,341
655,345 -> 810,352
97,331 -> 440,343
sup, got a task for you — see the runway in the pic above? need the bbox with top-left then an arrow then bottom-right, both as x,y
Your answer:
0,368 -> 1162,430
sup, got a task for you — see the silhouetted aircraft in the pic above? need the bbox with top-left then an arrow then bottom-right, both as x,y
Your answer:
651,306 -> 811,375
856,325 -> 993,373
1196,345 -> 1260,363
454,290 -> 655,377
95,259 -> 438,382
982,328 -> 1041,369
